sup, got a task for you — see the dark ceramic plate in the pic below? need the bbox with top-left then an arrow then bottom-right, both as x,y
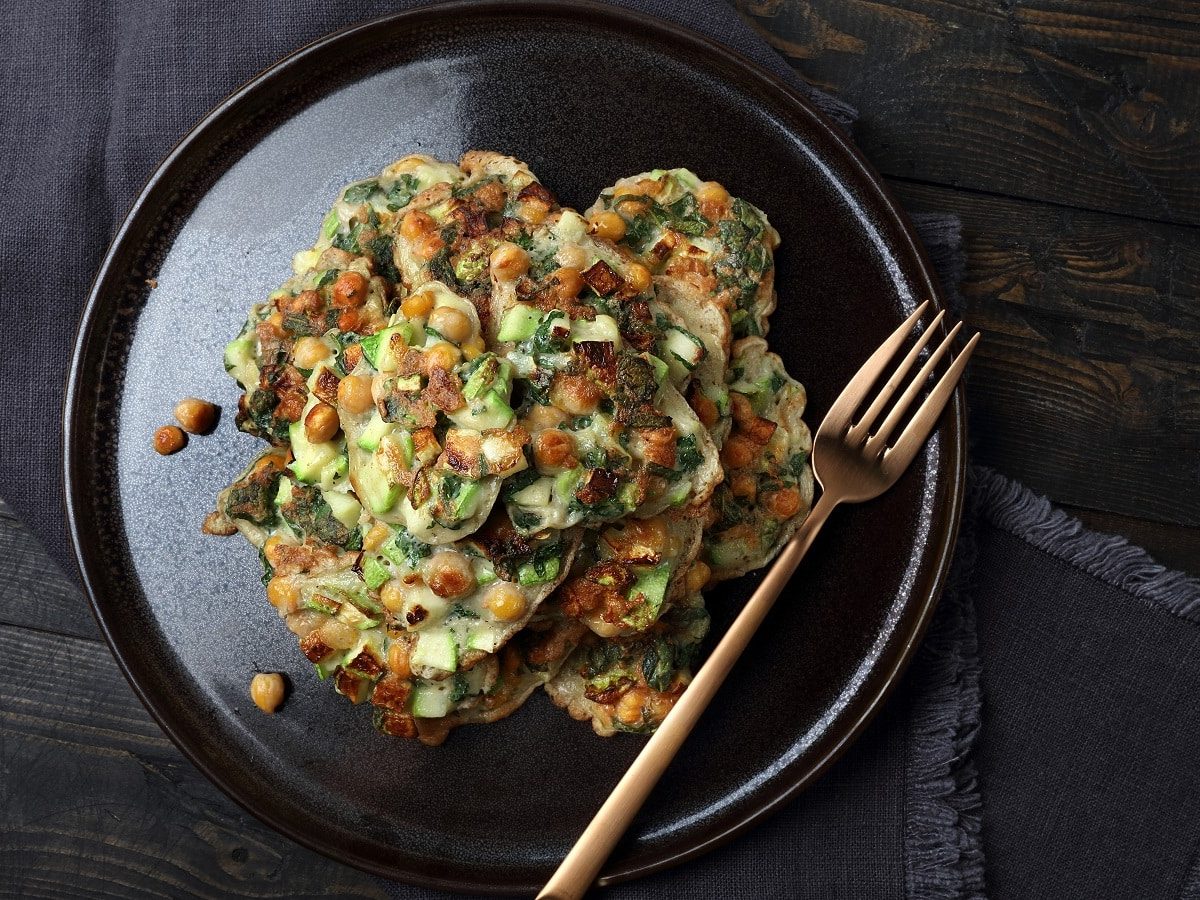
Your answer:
64,2 -> 965,893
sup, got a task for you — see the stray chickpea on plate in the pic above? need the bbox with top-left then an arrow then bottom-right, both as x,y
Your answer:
199,151 -> 814,745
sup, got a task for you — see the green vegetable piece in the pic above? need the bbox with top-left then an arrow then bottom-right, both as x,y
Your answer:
363,556 -> 391,591
497,305 -> 543,342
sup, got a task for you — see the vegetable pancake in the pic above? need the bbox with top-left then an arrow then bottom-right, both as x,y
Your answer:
704,337 -> 815,581
587,168 -> 780,339
209,151 -> 812,742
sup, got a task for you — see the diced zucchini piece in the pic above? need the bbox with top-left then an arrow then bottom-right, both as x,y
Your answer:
288,420 -> 341,483
410,681 -> 453,718
223,332 -> 257,389
466,626 -> 499,653
362,556 -> 391,591
323,490 -> 362,528
318,455 -> 349,491
292,248 -> 321,274
511,477 -> 552,508
453,480 -> 482,519
410,630 -> 458,673
356,458 -> 402,514
646,354 -> 669,385
571,315 -> 621,345
356,413 -> 395,451
498,304 -> 542,341
623,561 -> 672,629
518,555 -> 560,586
664,327 -> 704,371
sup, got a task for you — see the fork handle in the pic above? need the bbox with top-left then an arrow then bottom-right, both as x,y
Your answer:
537,489 -> 839,900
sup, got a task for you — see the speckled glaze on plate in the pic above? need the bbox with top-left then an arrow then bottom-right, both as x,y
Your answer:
63,2 -> 966,893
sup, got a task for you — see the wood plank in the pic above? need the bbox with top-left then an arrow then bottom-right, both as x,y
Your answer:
888,180 -> 1200,528
741,0 -> 1200,226
0,622 -> 385,899
0,502 -> 98,642
1062,505 -> 1200,577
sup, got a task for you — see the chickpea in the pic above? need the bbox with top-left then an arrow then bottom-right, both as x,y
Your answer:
490,242 -> 530,281
763,487 -> 803,520
730,471 -> 757,502
720,434 -> 758,470
173,397 -> 217,434
363,522 -> 391,552
423,341 -> 461,374
337,309 -> 363,333
380,579 -> 407,615
690,390 -> 718,428
518,198 -> 549,225
685,560 -> 711,594
250,673 -> 286,714
730,392 -> 756,426
400,210 -> 436,239
555,243 -> 588,270
428,306 -> 473,344
401,290 -> 434,319
627,516 -> 668,553
304,402 -> 340,443
424,551 -> 476,599
625,263 -> 652,294
318,618 -> 358,651
417,234 -> 445,260
484,582 -> 528,622
588,210 -> 627,242
262,535 -> 286,566
696,180 -> 730,206
153,425 -> 186,455
388,640 -> 412,679
265,311 -> 284,333
533,430 -> 577,471
292,336 -> 331,369
285,289 -> 323,315
331,271 -> 369,308
266,575 -> 300,613
616,687 -> 647,725
462,334 -> 486,361
614,197 -> 648,217
551,267 -> 584,300
337,375 -> 375,415
550,374 -> 602,416
522,403 -> 569,431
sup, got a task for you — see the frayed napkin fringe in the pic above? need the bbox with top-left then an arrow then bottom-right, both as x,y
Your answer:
904,470 -> 988,900
973,466 -> 1200,623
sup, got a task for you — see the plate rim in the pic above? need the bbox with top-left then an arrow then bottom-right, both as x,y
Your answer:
62,1 -> 967,892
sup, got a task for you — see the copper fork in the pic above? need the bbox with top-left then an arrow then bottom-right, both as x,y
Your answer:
537,300 -> 979,900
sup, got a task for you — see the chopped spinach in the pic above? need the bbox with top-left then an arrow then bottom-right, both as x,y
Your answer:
383,527 -> 432,568
342,181 -> 378,204
279,482 -> 357,548
366,235 -> 400,283
385,174 -> 420,211
675,435 -> 704,474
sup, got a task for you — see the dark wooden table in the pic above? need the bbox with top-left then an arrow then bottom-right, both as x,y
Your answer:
3,2 -> 1198,896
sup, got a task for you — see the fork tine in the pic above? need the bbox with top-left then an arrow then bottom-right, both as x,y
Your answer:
865,320 -> 964,456
825,300 -> 930,431
848,310 -> 946,443
883,332 -> 980,473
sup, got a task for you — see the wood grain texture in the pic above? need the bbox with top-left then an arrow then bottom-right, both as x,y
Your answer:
889,180 -> 1200,532
737,0 -> 1200,226
0,503 -> 98,641
0,622 -> 385,899
1063,505 -> 1200,576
